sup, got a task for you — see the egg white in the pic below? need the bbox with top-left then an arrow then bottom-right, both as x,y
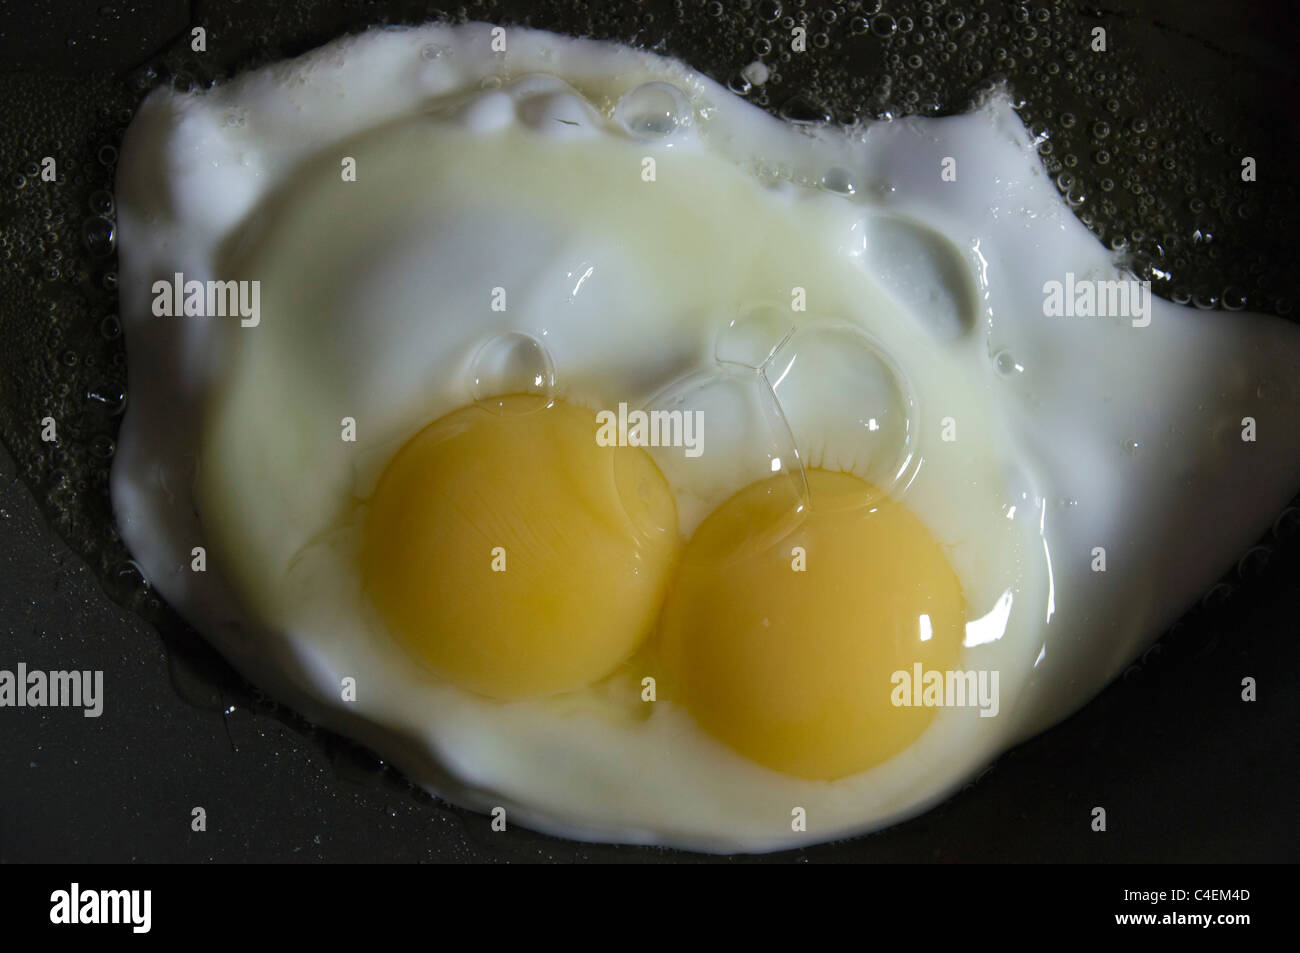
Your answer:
112,22 -> 1300,851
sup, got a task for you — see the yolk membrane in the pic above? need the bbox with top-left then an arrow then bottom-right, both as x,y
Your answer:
366,403 -> 962,779
363,395 -> 679,699
657,468 -> 966,781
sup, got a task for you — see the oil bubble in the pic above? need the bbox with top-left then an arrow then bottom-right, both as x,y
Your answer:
1236,546 -> 1272,580
1273,507 -> 1300,541
779,94 -> 831,124
90,435 -> 116,460
83,217 -> 116,257
89,190 -> 114,216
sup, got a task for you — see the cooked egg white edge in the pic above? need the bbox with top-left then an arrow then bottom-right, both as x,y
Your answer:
111,22 -> 1300,851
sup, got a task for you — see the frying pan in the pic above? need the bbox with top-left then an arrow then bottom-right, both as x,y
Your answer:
0,0 -> 1296,861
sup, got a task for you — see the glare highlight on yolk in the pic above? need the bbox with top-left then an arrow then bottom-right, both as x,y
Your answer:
363,395 -> 679,699
657,468 -> 965,781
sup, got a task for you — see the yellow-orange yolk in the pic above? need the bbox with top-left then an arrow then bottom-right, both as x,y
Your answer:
657,468 -> 965,780
363,395 -> 679,699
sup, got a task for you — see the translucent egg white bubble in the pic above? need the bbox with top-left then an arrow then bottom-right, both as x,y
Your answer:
714,304 -> 795,370
820,166 -> 857,195
517,87 -> 603,137
615,81 -> 693,141
470,331 -> 556,413
767,320 -> 918,503
859,215 -> 978,342
615,365 -> 808,548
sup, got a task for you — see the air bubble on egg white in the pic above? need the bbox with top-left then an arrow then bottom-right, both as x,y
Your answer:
457,90 -> 515,133
858,215 -> 979,342
614,82 -> 693,142
612,368 -> 808,552
505,73 -> 572,99
714,304 -> 795,371
415,49 -> 459,96
516,86 -> 603,138
820,166 -> 857,195
766,320 -> 919,508
993,349 -> 1024,376
470,331 -> 556,415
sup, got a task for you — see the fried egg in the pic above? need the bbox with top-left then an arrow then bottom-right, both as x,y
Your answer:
111,22 -> 1300,851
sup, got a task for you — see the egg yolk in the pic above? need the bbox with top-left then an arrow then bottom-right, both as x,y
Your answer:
657,468 -> 965,781
363,395 -> 679,699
